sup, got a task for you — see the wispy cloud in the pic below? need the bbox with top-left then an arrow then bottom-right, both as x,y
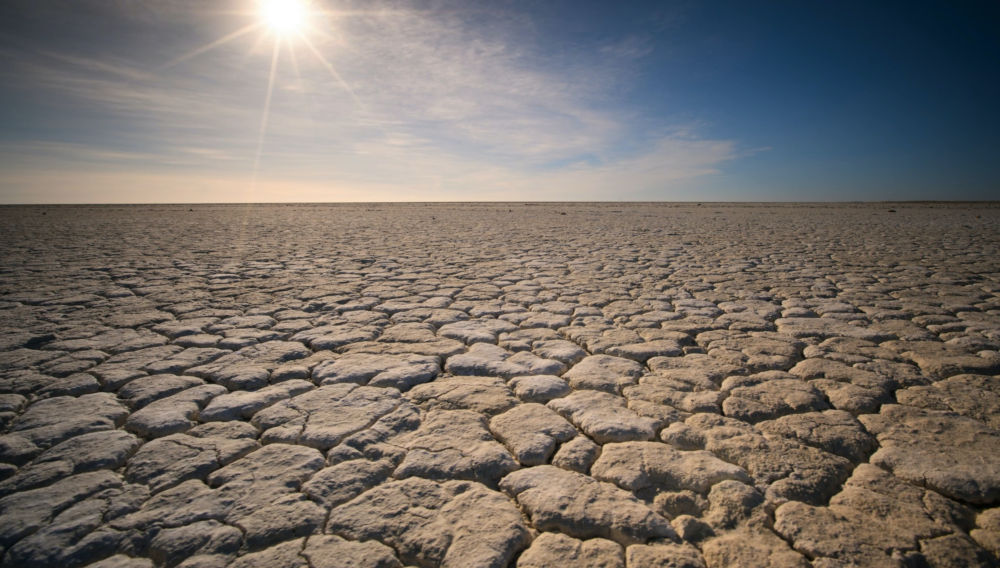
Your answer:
600,35 -> 655,60
0,0 -> 746,202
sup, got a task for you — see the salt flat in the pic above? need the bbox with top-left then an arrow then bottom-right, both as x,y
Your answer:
1,202 -> 999,567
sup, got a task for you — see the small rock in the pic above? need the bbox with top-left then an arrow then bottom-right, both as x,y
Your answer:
235,497 -> 325,550
3,483 -> 145,567
207,444 -> 325,518
563,355 -> 644,394
774,464 -> 971,565
110,479 -> 228,532
0,430 -> 140,496
677,413 -> 852,505
500,465 -> 675,545
489,403 -> 577,466
118,375 -> 206,410
532,340 -> 587,364
508,374 -> 571,403
549,390 -> 658,444
722,379 -> 828,423
904,344 -> 1000,378
87,555 -> 154,568
0,470 -> 121,549
126,384 -> 227,438
394,409 -> 518,485
671,515 -> 715,542
125,433 -> 257,493
516,532 -> 623,567
917,533 -> 998,568
551,436 -> 601,473
302,535 -> 403,568
648,354 -> 743,388
445,343 -> 565,377
971,508 -> 1000,557
653,490 -> 708,518
860,404 -> 1000,505
252,384 -> 404,450
200,380 -> 313,422
605,339 -> 684,363
148,520 -> 241,566
624,377 -> 724,413
775,318 -> 891,341
3,393 -> 128,456
757,410 -> 876,463
228,539 -> 307,568
143,347 -> 228,375
701,526 -> 810,568
186,421 -> 258,440
407,375 -> 518,416
438,319 -> 517,344
302,459 -> 394,508
591,441 -> 751,494
894,373 -> 1000,429
313,353 -> 440,391
292,325 -> 377,349
705,480 -> 765,529
625,543 -> 706,568
328,477 -> 528,567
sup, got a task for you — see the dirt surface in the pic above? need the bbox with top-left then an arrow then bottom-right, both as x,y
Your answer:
1,202 -> 999,567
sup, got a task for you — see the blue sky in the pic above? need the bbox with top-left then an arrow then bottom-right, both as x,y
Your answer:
0,0 -> 998,203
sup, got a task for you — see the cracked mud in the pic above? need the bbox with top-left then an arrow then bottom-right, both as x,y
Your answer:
1,202 -> 999,567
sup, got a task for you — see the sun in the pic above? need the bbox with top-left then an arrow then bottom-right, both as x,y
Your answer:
259,0 -> 309,36
167,0 -> 353,194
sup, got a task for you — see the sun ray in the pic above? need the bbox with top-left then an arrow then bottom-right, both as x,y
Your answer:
299,34 -> 363,109
242,30 -> 271,68
250,38 -> 282,195
287,39 -> 302,82
161,1 -> 389,194
161,23 -> 261,69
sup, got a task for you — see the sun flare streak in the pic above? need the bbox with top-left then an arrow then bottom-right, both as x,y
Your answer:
299,34 -> 361,107
161,23 -> 261,69
165,0 -> 363,195
250,38 -> 282,193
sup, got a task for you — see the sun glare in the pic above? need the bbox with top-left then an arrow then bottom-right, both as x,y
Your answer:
259,0 -> 309,35
169,0 -> 353,194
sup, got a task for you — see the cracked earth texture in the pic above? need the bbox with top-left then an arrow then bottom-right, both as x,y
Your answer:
1,202 -> 999,568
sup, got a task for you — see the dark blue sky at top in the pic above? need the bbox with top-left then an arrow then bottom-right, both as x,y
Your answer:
521,0 -> 1000,198
0,0 -> 998,202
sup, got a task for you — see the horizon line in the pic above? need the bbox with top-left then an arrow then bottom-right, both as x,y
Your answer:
3,200 -> 1000,206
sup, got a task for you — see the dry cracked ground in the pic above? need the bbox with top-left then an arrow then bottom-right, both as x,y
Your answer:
1,202 -> 999,568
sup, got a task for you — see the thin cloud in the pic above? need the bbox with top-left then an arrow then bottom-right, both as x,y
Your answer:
600,35 -> 655,60
0,0 -> 746,202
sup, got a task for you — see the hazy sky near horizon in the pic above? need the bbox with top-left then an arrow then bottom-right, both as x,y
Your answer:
1,0 -> 998,203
